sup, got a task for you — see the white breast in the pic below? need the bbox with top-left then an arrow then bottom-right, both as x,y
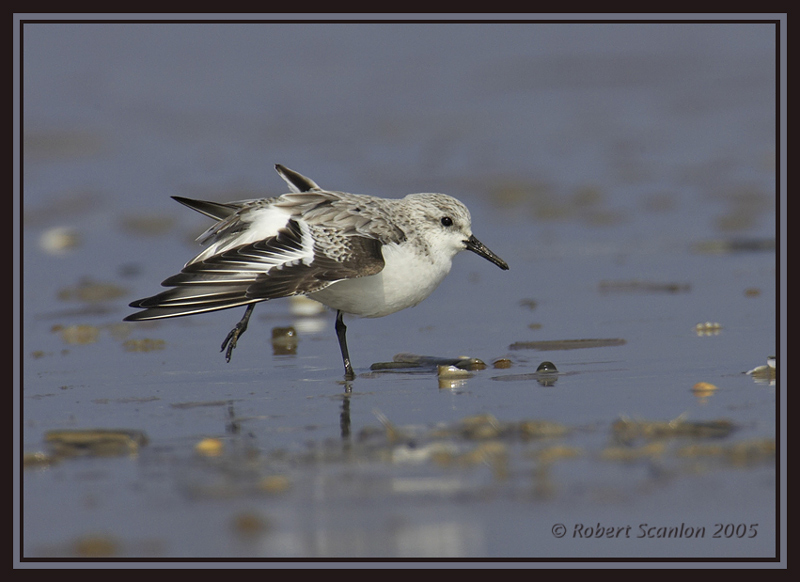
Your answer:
308,241 -> 453,318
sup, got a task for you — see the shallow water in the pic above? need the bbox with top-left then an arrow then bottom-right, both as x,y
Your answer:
17,19 -> 780,562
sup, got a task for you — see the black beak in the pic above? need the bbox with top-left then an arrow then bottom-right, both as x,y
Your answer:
464,235 -> 509,270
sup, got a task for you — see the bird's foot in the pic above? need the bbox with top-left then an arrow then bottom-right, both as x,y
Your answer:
221,322 -> 247,363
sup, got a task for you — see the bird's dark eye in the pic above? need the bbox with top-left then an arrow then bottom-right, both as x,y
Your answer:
441,216 -> 453,227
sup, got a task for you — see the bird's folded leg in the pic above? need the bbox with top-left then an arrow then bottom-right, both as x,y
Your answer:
221,304 -> 255,363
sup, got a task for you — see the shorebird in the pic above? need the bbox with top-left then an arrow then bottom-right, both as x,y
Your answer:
125,165 -> 509,379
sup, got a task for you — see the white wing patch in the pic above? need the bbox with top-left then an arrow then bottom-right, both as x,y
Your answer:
192,206 -> 294,264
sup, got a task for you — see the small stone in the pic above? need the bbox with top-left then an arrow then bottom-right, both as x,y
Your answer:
437,365 -> 472,379
536,361 -> 558,372
692,382 -> 717,395
492,358 -> 512,369
195,437 -> 224,457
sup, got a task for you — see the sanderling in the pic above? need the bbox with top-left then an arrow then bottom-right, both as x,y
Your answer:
125,165 -> 509,379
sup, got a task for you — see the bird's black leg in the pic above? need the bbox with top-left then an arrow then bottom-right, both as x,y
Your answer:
221,304 -> 255,363
335,310 -> 355,380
